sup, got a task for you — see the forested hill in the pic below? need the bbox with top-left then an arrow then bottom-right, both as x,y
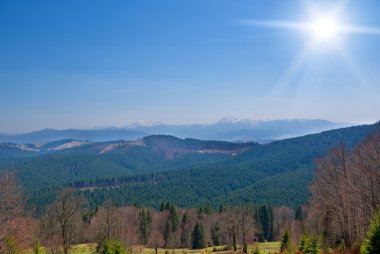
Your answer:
0,122 -> 378,214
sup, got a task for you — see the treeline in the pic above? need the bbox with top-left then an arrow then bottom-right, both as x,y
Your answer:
142,135 -> 256,152
1,164 -> 380,254
304,126 -> 380,252
1,174 -> 303,253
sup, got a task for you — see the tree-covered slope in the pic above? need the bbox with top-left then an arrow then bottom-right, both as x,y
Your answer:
1,122 -> 378,212
78,123 -> 379,209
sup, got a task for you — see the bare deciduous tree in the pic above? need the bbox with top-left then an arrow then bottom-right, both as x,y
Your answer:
309,127 -> 380,249
0,171 -> 32,251
236,206 -> 255,253
149,211 -> 167,254
221,207 -> 240,251
94,200 -> 120,242
43,188 -> 86,254
119,206 -> 140,252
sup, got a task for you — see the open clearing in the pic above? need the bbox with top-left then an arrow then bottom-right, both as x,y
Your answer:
28,242 -> 280,254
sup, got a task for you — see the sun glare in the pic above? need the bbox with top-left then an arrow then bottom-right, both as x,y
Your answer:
311,17 -> 338,40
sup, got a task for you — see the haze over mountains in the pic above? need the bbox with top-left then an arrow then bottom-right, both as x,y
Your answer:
0,117 -> 353,143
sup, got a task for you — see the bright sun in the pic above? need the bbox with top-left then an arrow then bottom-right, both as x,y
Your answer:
311,17 -> 338,40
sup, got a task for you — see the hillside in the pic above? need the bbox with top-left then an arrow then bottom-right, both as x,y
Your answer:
78,123 -> 379,209
0,122 -> 378,214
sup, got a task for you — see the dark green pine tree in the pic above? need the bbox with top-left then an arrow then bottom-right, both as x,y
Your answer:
280,229 -> 291,252
138,209 -> 149,244
192,221 -> 206,249
169,205 -> 179,232
165,202 -> 171,210
204,203 -> 212,215
198,206 -> 203,216
162,205 -> 179,248
180,211 -> 190,247
257,205 -> 274,241
361,211 -> 380,254
211,221 -> 221,246
268,205 -> 274,241
219,205 -> 224,213
295,206 -> 303,221
160,202 -> 165,212
259,205 -> 269,241
163,219 -> 171,248
147,209 -> 152,225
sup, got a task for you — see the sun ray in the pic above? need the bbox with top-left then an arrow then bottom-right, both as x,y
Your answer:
335,46 -> 374,90
238,18 -> 380,37
271,41 -> 314,98
237,19 -> 309,31
339,24 -> 380,35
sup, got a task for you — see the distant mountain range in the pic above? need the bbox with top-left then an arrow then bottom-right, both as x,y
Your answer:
0,118 -> 354,143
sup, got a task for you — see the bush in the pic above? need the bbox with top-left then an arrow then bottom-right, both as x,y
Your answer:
98,240 -> 128,254
3,237 -> 21,254
361,211 -> 380,254
299,233 -> 321,254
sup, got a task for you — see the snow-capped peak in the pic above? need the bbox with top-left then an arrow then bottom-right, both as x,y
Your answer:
126,120 -> 162,128
217,117 -> 259,126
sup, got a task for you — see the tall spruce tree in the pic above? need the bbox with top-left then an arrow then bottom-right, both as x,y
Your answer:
268,205 -> 274,241
138,209 -> 150,245
198,207 -> 203,216
257,205 -> 274,242
160,202 -> 165,212
169,205 -> 179,232
191,222 -> 206,249
219,205 -> 224,213
163,205 -> 179,248
295,206 -> 303,221
204,203 -> 212,215
211,221 -> 221,246
163,219 -> 171,248
180,212 -> 190,247
280,229 -> 291,252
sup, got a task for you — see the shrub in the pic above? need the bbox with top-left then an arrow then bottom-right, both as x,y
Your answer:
98,240 -> 128,254
299,233 -> 321,254
361,211 -> 380,254
3,237 -> 21,254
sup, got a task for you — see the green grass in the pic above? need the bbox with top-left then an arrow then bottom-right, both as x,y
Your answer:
248,242 -> 280,254
24,243 -> 97,254
132,242 -> 280,254
69,243 -> 97,254
26,242 -> 280,254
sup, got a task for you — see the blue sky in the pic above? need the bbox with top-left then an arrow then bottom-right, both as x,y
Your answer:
1,0 -> 380,132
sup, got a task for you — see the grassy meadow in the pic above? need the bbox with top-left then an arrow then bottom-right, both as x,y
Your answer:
27,242 -> 280,254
